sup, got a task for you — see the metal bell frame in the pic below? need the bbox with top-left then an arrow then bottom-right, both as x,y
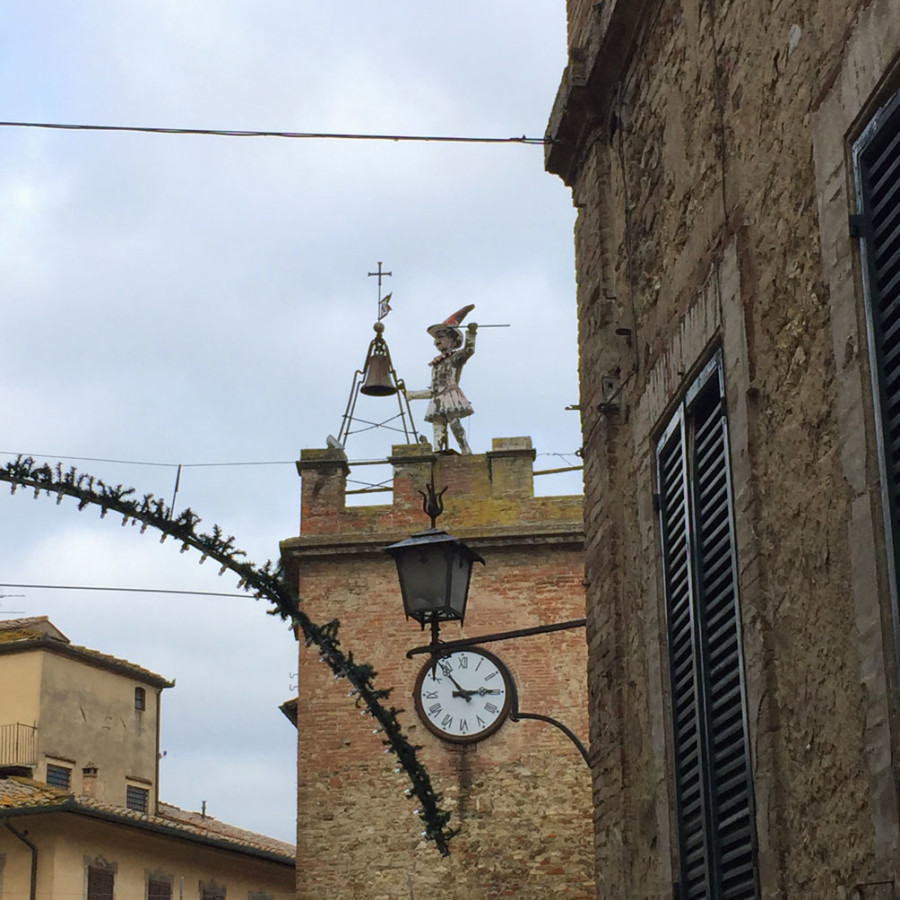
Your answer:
335,321 -> 420,448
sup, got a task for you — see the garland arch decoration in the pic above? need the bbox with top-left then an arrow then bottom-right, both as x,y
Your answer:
0,456 -> 456,855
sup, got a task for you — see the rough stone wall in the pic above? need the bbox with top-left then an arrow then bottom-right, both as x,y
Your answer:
281,439 -> 594,898
549,0 -> 900,894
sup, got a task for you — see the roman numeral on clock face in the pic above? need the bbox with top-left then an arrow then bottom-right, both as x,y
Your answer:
415,648 -> 512,742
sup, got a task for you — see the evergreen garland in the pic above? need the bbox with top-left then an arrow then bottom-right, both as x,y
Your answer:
0,456 -> 456,855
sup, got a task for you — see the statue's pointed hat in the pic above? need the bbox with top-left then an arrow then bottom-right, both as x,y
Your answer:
427,304 -> 475,337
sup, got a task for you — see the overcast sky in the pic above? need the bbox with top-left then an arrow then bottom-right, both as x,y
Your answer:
1,3 -> 579,844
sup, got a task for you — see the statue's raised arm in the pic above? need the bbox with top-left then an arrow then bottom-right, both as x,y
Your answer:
406,304 -> 478,454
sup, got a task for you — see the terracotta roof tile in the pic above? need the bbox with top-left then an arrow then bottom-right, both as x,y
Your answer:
60,641 -> 174,686
0,778 -> 294,862
0,616 -> 68,642
158,802 -> 295,857
0,627 -> 173,688
0,777 -> 69,809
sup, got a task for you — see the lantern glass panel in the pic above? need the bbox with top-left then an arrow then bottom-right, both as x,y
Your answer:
385,528 -> 483,626
446,549 -> 472,619
396,543 -> 454,620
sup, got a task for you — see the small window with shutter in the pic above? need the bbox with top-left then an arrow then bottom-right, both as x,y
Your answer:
126,784 -> 150,813
87,865 -> 115,900
46,762 -> 71,789
147,876 -> 173,900
656,353 -> 759,899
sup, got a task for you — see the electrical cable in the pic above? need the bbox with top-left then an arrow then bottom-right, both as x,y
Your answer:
0,582 -> 248,599
0,451 -> 293,469
1,449 -> 585,472
0,120 -> 550,146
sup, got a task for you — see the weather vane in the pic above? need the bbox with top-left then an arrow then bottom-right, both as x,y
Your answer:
368,261 -> 393,321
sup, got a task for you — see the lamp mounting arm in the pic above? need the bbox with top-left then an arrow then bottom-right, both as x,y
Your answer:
509,709 -> 591,767
405,618 -> 587,659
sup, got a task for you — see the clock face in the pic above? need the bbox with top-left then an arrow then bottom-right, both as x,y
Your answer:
414,648 -> 513,743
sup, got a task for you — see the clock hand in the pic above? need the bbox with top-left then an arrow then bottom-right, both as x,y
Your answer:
471,687 -> 503,696
439,665 -> 474,702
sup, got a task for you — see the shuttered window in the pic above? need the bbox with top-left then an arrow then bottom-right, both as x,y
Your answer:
87,866 -> 115,900
147,877 -> 172,900
656,354 -> 759,899
126,784 -> 150,813
854,87 -> 900,648
46,763 -> 71,789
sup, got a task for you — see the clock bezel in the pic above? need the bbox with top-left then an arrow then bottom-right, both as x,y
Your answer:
413,646 -> 515,744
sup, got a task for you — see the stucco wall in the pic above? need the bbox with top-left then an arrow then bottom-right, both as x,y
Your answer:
0,651 -> 42,730
549,0 -> 900,894
0,813 -> 294,899
282,440 -> 594,898
37,652 -> 161,807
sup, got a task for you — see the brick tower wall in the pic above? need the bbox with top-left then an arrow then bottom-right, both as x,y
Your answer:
281,438 -> 594,898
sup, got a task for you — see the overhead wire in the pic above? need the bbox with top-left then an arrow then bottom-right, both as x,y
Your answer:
0,120 -> 551,146
0,449 -> 583,473
0,582 -> 249,599
0,451 -> 293,469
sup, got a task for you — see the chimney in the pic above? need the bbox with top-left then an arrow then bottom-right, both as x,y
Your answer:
82,763 -> 98,797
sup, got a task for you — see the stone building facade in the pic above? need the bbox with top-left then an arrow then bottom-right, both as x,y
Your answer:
546,0 -> 900,896
280,438 -> 593,898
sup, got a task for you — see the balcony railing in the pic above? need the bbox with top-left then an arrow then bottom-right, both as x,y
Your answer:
0,722 -> 37,767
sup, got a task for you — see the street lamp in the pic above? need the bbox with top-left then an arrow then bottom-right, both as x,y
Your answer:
384,529 -> 484,628
384,481 -> 484,647
384,481 -> 590,765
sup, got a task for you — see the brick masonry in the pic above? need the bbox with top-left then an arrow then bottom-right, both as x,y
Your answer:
281,438 -> 594,898
549,0 -> 900,895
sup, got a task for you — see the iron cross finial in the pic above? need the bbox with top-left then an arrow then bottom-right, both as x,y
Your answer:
367,261 -> 393,320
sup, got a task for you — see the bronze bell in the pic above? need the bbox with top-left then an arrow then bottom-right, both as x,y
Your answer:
360,352 -> 397,396
359,325 -> 399,397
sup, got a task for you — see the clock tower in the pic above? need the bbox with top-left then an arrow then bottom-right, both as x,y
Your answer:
280,438 -> 593,898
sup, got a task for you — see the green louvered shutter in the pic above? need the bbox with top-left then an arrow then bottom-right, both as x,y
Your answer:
855,88 -> 900,646
658,405 -> 712,897
657,355 -> 759,899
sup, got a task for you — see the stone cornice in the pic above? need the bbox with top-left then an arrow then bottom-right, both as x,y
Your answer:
545,0 -> 657,186
281,524 -> 584,562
